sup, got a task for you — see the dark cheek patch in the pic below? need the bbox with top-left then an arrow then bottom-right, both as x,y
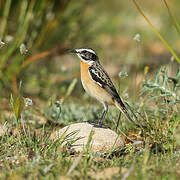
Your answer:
80,51 -> 98,61
92,54 -> 97,61
81,55 -> 89,61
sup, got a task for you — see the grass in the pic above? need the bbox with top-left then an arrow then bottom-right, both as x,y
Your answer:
0,65 -> 179,179
132,0 -> 180,63
0,113 -> 179,179
0,0 -> 180,179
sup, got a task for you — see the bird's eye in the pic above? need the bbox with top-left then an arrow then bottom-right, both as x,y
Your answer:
80,50 -> 97,61
82,50 -> 87,54
82,51 -> 91,58
85,53 -> 91,59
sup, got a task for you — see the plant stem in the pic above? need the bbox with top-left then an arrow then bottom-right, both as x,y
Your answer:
0,0 -> 11,38
162,0 -> 180,36
132,0 -> 180,64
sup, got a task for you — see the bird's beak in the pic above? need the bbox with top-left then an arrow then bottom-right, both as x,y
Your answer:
68,49 -> 78,54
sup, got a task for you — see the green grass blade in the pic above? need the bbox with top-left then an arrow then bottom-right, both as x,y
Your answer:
132,0 -> 180,64
0,0 -> 11,38
162,0 -> 180,36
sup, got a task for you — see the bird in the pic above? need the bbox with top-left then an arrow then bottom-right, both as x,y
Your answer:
69,47 -> 134,125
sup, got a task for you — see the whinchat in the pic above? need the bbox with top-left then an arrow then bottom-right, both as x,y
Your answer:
69,48 -> 134,125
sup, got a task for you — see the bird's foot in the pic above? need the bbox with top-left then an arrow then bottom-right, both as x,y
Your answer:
94,123 -> 107,129
93,119 -> 107,128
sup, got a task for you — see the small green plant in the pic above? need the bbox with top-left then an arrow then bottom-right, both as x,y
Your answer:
142,66 -> 180,105
10,93 -> 24,121
132,0 -> 180,64
0,0 -> 97,93
139,66 -> 180,153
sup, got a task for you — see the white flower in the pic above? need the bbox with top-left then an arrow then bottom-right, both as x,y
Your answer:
55,101 -> 60,107
20,43 -> 28,54
133,33 -> 141,42
118,71 -> 128,78
24,98 -> 33,107
61,66 -> 67,72
0,40 -> 5,48
123,93 -> 129,100
5,35 -> 13,43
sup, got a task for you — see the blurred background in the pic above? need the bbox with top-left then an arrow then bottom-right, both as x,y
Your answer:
0,1 -> 180,178
0,0 -> 180,106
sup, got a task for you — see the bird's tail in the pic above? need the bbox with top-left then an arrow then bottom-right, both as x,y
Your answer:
114,99 -> 135,124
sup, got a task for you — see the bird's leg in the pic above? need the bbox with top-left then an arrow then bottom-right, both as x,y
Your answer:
115,111 -> 121,132
98,103 -> 108,125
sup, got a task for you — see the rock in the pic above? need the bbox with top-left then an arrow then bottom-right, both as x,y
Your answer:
0,124 -> 7,136
50,122 -> 124,153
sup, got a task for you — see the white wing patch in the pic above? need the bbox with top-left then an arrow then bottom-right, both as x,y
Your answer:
88,67 -> 103,87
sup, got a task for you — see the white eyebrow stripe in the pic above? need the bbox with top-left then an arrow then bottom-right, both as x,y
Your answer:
75,48 -> 96,55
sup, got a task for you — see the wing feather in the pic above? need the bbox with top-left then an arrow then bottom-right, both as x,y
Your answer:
88,62 -> 135,124
88,64 -> 120,101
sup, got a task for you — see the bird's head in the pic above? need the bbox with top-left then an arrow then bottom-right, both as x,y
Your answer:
69,48 -> 98,64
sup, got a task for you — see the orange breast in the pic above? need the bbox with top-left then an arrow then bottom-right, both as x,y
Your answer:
80,60 -> 114,105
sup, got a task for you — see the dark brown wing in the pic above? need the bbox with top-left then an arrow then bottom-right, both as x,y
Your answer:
88,62 -> 120,101
88,62 -> 136,124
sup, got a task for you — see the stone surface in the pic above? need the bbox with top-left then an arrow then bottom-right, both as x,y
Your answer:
0,124 -> 7,136
50,122 -> 124,153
